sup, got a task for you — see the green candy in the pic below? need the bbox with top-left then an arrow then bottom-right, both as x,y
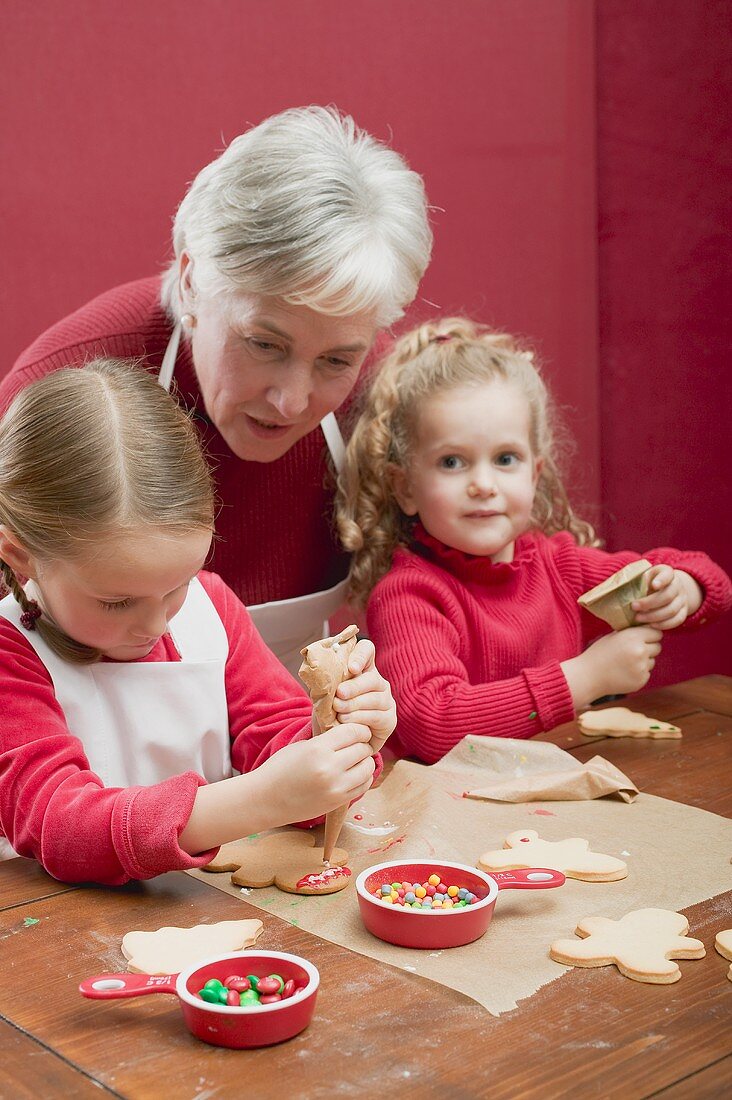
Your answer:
203,978 -> 225,991
217,988 -> 230,1004
245,974 -> 261,988
239,990 -> 261,1005
198,987 -> 221,1003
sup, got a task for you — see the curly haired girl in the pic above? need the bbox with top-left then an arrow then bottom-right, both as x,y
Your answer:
336,318 -> 730,762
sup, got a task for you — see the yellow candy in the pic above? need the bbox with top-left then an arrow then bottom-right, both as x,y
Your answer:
433,898 -> 443,908
381,895 -> 394,904
443,898 -> 454,908
415,886 -> 427,899
428,874 -> 441,887
447,885 -> 459,897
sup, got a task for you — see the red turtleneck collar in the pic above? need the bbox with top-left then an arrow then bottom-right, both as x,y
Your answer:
411,523 -> 538,586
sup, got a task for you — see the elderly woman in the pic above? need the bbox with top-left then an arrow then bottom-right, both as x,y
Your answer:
1,106 -> 431,670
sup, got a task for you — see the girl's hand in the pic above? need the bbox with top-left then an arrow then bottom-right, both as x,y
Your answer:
632,566 -> 702,630
261,722 -> 376,824
562,626 -> 663,709
180,724 -> 375,853
332,639 -> 397,755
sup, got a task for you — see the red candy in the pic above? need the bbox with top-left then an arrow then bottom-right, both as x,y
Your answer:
224,976 -> 251,992
226,989 -> 240,1006
282,979 -> 297,1000
259,993 -> 283,1004
256,976 -> 283,996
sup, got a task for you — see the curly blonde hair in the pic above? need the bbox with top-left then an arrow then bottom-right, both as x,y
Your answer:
337,317 -> 598,607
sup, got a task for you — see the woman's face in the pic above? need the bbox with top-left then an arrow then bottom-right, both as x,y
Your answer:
187,290 -> 378,462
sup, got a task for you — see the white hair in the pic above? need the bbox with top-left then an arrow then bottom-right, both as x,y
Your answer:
160,106 -> 432,329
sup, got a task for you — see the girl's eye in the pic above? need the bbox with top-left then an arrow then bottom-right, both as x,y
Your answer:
99,598 -> 132,611
439,455 -> 464,470
496,452 -> 519,467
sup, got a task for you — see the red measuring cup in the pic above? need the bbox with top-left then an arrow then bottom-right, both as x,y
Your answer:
79,950 -> 319,1048
356,859 -> 565,949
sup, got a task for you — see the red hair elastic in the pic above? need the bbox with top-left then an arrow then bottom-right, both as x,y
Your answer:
20,601 -> 42,630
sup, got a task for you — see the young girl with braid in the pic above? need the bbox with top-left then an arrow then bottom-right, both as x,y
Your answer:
0,360 -> 395,881
336,319 -> 730,763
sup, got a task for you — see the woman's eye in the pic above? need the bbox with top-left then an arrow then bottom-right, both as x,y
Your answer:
439,455 -> 464,470
247,338 -> 284,356
100,598 -> 132,611
320,355 -> 352,371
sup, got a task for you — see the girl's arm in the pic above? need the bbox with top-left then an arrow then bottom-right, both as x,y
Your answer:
175,573 -> 389,855
0,611 -> 377,880
567,542 -> 732,642
366,572 -> 576,764
0,619 -> 214,885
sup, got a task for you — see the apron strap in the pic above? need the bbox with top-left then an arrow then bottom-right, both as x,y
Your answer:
158,323 -> 182,392
320,412 -> 346,474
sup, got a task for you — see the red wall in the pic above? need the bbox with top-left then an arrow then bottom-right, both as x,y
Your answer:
1,1 -> 727,682
596,0 -> 732,681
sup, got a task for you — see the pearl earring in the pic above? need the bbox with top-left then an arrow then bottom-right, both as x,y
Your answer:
181,313 -> 196,330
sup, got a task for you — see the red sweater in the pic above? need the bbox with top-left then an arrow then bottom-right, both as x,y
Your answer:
0,571 -> 319,884
366,527 -> 732,763
1,278 -> 358,606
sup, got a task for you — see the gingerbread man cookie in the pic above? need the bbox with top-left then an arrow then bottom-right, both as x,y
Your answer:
715,929 -> 732,981
550,908 -> 705,984
122,919 -> 263,975
477,829 -> 627,882
578,707 -> 681,739
202,830 -> 351,895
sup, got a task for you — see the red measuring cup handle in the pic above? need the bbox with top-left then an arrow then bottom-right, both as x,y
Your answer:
491,868 -> 566,890
79,973 -> 179,999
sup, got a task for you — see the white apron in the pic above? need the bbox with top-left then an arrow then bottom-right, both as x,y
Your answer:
0,577 -> 230,859
159,324 -> 350,676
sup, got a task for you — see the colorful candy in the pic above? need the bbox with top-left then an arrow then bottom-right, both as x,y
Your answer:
196,972 -> 303,1008
371,874 -> 481,912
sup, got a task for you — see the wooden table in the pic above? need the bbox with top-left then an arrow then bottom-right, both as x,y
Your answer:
2,676 -> 730,1099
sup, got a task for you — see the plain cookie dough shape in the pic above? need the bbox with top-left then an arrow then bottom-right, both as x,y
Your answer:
550,908 -> 705,984
477,829 -> 628,882
715,929 -> 732,981
578,707 -> 681,739
122,919 -> 263,975
202,830 -> 351,895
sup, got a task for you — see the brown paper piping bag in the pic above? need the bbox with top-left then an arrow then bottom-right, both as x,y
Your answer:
299,625 -> 360,863
578,559 -> 652,631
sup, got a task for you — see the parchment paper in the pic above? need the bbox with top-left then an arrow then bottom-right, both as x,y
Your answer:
190,745 -> 732,1015
442,735 -> 638,802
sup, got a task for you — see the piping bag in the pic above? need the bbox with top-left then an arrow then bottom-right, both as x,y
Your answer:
298,625 -> 360,865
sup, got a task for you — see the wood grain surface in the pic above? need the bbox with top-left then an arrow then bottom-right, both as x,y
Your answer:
1,677 -> 730,1099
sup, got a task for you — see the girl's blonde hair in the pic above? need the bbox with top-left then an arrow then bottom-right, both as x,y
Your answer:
337,318 -> 598,607
0,359 -> 215,663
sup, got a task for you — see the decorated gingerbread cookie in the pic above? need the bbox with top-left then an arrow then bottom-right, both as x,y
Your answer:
122,919 -> 263,975
578,707 -> 681,739
477,829 -> 627,882
550,908 -> 705,984
715,929 -> 732,981
202,830 -> 351,895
